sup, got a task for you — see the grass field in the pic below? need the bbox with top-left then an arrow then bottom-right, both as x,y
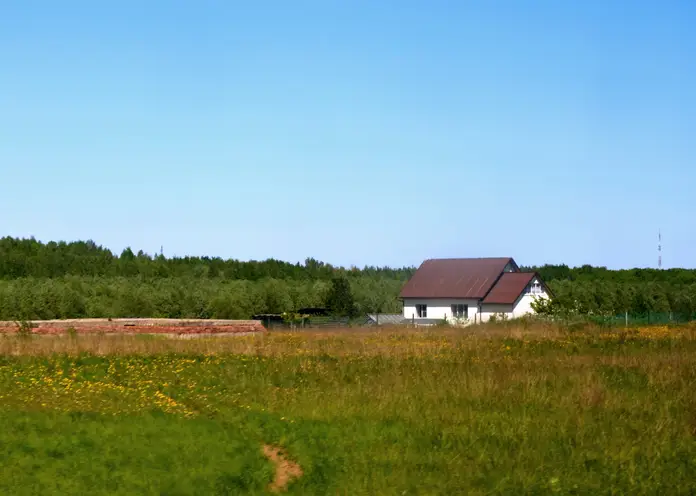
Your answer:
1,322 -> 696,494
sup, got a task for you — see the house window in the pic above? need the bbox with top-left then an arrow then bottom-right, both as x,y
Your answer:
416,304 -> 427,318
451,304 -> 468,318
528,281 -> 543,295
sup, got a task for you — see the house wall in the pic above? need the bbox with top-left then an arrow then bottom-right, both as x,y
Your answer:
480,303 -> 515,321
512,293 -> 546,316
403,298 -> 481,323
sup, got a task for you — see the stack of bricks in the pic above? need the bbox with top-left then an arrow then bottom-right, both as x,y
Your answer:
0,318 -> 267,335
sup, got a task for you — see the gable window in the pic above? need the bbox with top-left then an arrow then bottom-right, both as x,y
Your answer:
451,304 -> 468,318
416,304 -> 427,318
528,281 -> 543,295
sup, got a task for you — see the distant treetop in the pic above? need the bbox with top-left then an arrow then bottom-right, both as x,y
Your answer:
0,236 -> 691,285
0,236 -> 415,280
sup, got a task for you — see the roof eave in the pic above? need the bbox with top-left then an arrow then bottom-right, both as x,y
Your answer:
400,295 -> 486,300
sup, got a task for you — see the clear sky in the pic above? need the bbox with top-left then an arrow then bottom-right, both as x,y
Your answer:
1,1 -> 694,270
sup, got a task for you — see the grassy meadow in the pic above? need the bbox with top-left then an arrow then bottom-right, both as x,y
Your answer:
1,322 -> 696,494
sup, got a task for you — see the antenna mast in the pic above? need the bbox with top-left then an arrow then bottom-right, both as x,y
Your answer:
658,230 -> 662,269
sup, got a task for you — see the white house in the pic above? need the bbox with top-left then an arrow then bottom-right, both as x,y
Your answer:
399,257 -> 551,324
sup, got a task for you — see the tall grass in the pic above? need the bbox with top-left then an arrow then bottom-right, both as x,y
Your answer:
1,323 -> 695,494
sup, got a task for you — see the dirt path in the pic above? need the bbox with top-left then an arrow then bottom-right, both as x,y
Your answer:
262,444 -> 303,493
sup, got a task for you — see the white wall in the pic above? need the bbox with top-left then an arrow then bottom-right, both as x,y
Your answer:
403,298 -> 480,324
512,293 -> 546,316
480,303 -> 514,322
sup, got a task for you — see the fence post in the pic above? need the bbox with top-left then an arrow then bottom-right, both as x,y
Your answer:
625,311 -> 628,328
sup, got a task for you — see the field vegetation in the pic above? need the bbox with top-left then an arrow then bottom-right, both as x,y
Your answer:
2,320 -> 696,494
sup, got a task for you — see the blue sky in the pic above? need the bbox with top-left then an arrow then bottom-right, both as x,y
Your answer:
1,1 -> 694,269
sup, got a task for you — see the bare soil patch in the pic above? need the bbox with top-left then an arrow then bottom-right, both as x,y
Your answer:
262,444 -> 303,493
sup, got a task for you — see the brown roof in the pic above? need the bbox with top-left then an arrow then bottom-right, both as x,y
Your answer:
483,272 -> 537,304
399,258 -> 516,299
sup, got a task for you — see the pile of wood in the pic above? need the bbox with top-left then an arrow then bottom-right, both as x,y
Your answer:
0,318 -> 267,335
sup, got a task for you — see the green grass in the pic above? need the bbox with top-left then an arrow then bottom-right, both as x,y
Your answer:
1,324 -> 696,494
0,411 -> 271,495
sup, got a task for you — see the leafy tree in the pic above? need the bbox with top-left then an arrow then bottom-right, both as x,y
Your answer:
324,276 -> 357,317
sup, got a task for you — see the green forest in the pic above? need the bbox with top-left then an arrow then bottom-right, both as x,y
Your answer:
0,236 -> 694,321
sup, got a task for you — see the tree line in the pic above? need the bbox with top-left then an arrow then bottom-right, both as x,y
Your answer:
0,236 -> 694,320
521,264 -> 696,317
0,276 -> 404,321
0,237 -> 413,280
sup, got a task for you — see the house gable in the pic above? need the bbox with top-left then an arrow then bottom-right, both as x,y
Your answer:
483,272 -> 537,304
481,272 -> 551,321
